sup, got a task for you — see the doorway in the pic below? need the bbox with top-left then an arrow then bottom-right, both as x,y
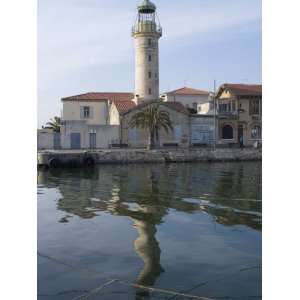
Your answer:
222,125 -> 233,139
53,132 -> 61,149
89,132 -> 97,149
70,133 -> 81,149
238,125 -> 244,144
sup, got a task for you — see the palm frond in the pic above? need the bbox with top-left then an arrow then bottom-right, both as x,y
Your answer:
44,116 -> 61,132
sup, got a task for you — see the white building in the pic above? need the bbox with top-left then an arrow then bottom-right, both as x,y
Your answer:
60,92 -> 134,149
161,87 -> 213,114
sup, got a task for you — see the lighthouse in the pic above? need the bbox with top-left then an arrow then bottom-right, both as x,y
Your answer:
132,0 -> 162,104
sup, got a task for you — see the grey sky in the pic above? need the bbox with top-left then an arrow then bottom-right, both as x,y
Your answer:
38,0 -> 261,127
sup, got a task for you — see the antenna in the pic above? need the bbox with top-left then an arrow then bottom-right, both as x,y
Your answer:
214,79 -> 217,151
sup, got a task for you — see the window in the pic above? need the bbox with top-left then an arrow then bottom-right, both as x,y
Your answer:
148,71 -> 152,79
218,100 -> 236,113
250,99 -> 260,115
148,88 -> 152,95
219,103 -> 230,112
89,132 -> 96,149
232,101 -> 236,111
193,102 -> 198,111
148,54 -> 152,62
222,125 -> 234,139
82,106 -> 90,118
155,73 -> 158,79
148,39 -> 152,46
251,125 -> 261,139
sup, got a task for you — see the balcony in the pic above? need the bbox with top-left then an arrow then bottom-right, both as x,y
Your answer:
132,21 -> 162,36
218,111 -> 238,119
251,114 -> 262,121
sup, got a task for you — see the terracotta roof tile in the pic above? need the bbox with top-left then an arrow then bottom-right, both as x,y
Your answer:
217,84 -> 262,98
62,92 -> 134,102
121,100 -> 189,115
163,101 -> 189,114
165,87 -> 209,96
113,100 -> 136,114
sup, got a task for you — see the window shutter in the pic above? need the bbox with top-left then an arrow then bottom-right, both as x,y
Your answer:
80,107 -> 84,119
90,107 -> 93,118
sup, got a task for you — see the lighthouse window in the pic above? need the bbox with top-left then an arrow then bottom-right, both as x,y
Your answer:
148,88 -> 152,95
148,71 -> 152,79
148,38 -> 152,46
148,55 -> 152,62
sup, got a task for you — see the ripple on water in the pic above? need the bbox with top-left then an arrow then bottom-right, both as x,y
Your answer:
38,162 -> 262,300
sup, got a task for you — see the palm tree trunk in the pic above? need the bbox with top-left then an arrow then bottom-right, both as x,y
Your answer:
148,129 -> 155,150
155,127 -> 160,149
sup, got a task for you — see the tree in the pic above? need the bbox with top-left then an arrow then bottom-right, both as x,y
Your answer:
129,104 -> 173,149
45,116 -> 61,133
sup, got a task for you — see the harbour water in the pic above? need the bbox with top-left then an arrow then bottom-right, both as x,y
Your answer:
38,162 -> 261,300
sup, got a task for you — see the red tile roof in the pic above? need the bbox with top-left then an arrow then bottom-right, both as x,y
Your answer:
62,92 -> 134,102
113,100 -> 136,114
165,87 -> 210,96
121,100 -> 189,115
163,102 -> 189,114
217,84 -> 262,98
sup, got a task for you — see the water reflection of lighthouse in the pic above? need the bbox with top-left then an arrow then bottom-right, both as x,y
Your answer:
129,169 -> 166,298
132,207 -> 165,298
108,166 -> 167,298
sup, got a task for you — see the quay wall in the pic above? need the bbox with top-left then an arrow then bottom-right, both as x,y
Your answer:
38,148 -> 261,168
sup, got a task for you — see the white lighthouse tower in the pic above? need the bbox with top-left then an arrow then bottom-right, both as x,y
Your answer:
132,0 -> 162,104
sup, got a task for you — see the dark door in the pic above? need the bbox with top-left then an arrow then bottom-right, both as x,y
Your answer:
89,133 -> 96,149
53,133 -> 61,149
70,133 -> 81,149
238,125 -> 244,144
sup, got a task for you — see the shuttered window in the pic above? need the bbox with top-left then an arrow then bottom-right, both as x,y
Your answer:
80,106 -> 93,119
250,99 -> 260,115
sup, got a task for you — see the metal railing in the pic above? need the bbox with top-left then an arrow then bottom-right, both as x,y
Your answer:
132,22 -> 162,35
217,111 -> 238,118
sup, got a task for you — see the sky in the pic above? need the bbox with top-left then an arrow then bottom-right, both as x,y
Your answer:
38,0 -> 262,127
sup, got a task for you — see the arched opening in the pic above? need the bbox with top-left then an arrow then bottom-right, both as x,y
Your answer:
251,125 -> 261,139
222,125 -> 234,139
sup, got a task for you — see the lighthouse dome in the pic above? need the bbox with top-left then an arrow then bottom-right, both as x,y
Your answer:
137,0 -> 156,14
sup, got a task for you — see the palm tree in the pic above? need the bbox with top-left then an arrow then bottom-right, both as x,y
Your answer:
45,116 -> 61,133
129,104 -> 173,149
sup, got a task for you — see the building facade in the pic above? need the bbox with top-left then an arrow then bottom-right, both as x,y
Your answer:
59,92 -> 215,150
120,100 -> 191,148
190,115 -> 215,146
216,84 -> 262,147
60,93 -> 133,149
162,87 -> 213,114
